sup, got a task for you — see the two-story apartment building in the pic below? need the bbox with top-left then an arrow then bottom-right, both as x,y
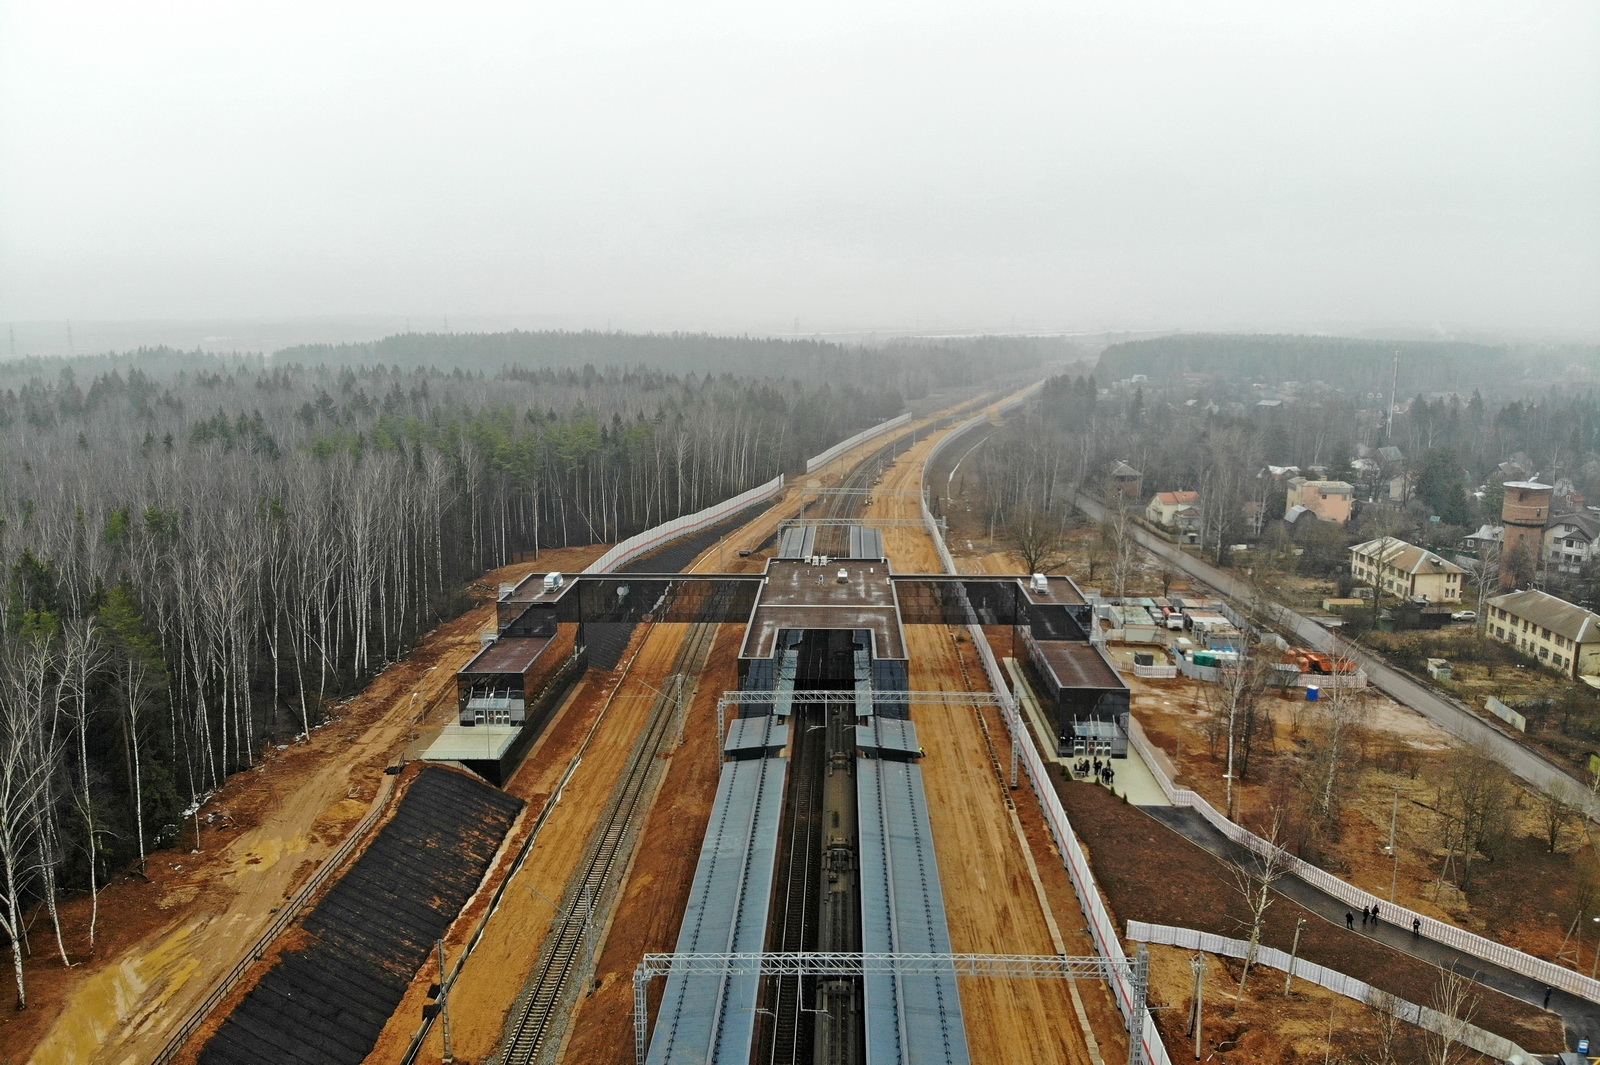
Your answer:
1485,588 -> 1600,678
1348,536 -> 1464,602
1285,477 -> 1355,524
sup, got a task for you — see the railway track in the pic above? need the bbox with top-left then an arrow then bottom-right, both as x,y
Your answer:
760,703 -> 825,1065
495,612 -> 722,1065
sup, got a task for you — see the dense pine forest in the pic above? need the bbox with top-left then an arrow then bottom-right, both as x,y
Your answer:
0,332 -> 1062,990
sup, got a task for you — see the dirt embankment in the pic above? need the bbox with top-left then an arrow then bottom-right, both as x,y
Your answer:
10,544 -> 602,1065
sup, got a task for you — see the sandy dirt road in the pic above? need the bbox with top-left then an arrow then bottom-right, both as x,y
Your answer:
869,397 -> 1127,1064
14,544 -> 604,1065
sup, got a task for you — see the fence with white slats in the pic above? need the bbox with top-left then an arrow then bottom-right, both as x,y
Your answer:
919,391 -> 1172,1065
1125,921 -> 1530,1061
584,474 -> 785,574
1123,713 -> 1600,1004
803,412 -> 913,473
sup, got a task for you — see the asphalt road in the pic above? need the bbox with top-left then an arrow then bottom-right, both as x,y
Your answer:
1069,490 -> 1599,816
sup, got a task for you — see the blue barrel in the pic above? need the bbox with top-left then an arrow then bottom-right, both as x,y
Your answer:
1306,685 -> 1320,702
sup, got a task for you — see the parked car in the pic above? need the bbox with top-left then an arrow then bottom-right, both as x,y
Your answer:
1450,610 -> 1477,622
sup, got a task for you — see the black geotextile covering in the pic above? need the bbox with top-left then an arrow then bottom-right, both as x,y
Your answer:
197,766 -> 523,1065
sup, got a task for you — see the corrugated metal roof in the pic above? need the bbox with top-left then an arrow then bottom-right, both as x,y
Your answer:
777,525 -> 817,559
850,525 -> 885,559
856,717 -> 920,758
646,754 -> 789,1065
858,756 -> 970,1065
723,715 -> 788,755
1488,588 -> 1600,644
1350,536 -> 1464,576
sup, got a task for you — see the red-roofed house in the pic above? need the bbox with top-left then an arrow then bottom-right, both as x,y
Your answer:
1146,491 -> 1202,533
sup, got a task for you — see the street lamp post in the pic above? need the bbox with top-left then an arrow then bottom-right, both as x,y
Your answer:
408,665 -> 440,761
1386,785 -> 1401,902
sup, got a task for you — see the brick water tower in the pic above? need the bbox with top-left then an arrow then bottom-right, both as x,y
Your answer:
1499,480 -> 1552,588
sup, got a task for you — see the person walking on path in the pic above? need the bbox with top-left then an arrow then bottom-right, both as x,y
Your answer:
1412,917 -> 1421,937
1372,904 -> 1381,924
1545,986 -> 1554,1009
1345,912 -> 1354,930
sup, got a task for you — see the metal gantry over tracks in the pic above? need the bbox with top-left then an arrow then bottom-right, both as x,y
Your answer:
634,950 -> 1151,1065
714,688 -> 1022,787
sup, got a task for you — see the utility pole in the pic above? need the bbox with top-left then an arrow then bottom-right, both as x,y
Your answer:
1284,917 -> 1305,995
437,939 -> 455,1063
1187,952 -> 1204,1060
1386,785 -> 1401,901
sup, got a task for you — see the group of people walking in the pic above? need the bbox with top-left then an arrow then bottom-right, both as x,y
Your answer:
1071,757 -> 1115,787
1343,903 -> 1424,940
1344,903 -> 1384,929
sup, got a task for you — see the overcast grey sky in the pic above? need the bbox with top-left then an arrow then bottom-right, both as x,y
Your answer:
1,1 -> 1596,338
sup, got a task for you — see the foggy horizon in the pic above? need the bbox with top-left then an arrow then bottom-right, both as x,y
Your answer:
3,2 -> 1598,346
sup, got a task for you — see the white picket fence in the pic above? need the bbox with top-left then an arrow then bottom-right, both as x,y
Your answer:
1125,922 -> 1530,1061
920,395 -> 1173,1065
1131,663 -> 1178,679
584,474 -> 785,574
803,412 -> 912,473
1124,714 -> 1600,1005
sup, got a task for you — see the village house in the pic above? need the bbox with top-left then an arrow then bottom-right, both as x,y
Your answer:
1107,460 -> 1143,500
1348,536 -> 1464,602
1145,490 -> 1201,533
1284,476 -> 1355,524
1485,588 -> 1600,678
1545,512 -> 1600,576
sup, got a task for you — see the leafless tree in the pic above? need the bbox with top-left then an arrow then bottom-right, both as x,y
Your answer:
1432,745 -> 1514,894
1201,633 -> 1276,819
1003,501 -> 1065,575
1108,495 -> 1142,599
1420,966 -> 1480,1065
1229,809 -> 1291,1003
1358,989 -> 1407,1065
1539,778 -> 1584,854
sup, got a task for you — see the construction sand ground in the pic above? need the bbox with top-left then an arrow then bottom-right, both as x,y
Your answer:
368,390 -> 1115,1065
27,385 -> 1139,1065
12,543 -> 606,1065
400,386 -> 1131,1065
874,412 -> 1127,1065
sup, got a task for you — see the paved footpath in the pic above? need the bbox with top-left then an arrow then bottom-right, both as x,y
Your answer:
1070,489 -> 1599,815
1143,804 -> 1597,1052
